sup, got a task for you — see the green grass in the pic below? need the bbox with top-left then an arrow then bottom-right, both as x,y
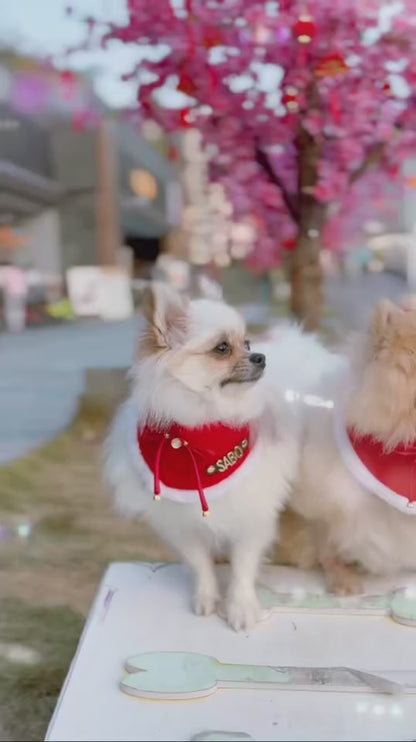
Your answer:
0,401 -> 173,741
0,600 -> 84,742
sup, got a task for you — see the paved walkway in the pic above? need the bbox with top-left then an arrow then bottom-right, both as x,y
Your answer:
0,272 -> 409,465
0,318 -> 141,464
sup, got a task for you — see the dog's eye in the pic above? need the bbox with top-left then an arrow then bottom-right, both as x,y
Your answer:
244,340 -> 251,351
214,341 -> 231,356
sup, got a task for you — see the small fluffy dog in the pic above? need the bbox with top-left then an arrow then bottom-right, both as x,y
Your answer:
283,297 -> 416,593
105,279 -> 331,630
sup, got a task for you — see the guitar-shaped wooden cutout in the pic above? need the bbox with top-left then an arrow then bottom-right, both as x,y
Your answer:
258,585 -> 416,626
120,652 -> 416,701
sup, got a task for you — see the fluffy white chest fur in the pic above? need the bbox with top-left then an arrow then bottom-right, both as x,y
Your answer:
105,280 -> 334,630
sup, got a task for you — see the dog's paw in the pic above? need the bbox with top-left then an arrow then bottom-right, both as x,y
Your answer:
193,589 -> 219,617
327,568 -> 363,596
224,592 -> 262,632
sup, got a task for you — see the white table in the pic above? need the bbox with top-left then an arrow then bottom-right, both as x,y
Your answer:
46,562 -> 416,741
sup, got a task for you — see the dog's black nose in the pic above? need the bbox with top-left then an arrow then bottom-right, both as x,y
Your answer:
249,352 -> 266,369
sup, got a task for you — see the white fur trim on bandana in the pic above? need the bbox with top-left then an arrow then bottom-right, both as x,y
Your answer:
333,404 -> 416,516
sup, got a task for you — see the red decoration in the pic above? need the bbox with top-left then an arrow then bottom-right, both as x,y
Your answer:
138,421 -> 252,516
383,81 -> 392,95
283,238 -> 296,250
60,69 -> 77,100
180,108 -> 193,128
347,429 -> 416,506
293,14 -> 316,44
315,53 -> 349,78
177,72 -> 197,97
282,86 -> 299,113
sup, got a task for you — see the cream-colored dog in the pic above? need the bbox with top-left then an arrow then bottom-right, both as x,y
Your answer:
105,279 -> 333,629
281,297 -> 416,593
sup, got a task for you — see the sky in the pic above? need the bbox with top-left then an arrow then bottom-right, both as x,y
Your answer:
0,0 -> 143,107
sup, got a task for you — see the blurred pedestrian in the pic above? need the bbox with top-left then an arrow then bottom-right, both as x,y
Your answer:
0,262 -> 28,333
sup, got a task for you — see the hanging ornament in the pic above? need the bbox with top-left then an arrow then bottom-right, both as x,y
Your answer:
283,238 -> 296,250
180,108 -> 193,128
383,81 -> 392,96
315,53 -> 349,79
293,13 -> 316,44
282,86 -> 299,113
314,54 -> 348,126
177,72 -> 197,97
60,69 -> 78,101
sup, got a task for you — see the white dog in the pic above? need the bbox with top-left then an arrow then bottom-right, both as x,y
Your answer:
286,297 -> 416,594
105,279 -> 332,630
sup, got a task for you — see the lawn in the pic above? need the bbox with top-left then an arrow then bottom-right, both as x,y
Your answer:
0,400 -> 173,741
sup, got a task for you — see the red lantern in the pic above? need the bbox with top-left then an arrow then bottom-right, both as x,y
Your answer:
315,53 -> 349,78
282,86 -> 299,113
180,109 -> 193,128
293,14 -> 316,44
383,81 -> 392,95
283,238 -> 296,250
177,73 -> 197,97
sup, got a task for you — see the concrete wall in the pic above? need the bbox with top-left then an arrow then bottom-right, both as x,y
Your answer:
20,208 -> 61,274
51,128 -> 98,271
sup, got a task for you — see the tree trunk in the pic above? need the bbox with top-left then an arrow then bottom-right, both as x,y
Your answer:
290,116 -> 326,332
289,224 -> 323,332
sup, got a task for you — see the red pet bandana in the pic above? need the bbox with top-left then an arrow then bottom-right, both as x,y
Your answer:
347,430 -> 416,506
138,422 -> 252,516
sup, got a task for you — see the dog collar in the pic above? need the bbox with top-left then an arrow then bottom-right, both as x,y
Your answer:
334,405 -> 416,515
137,421 -> 252,516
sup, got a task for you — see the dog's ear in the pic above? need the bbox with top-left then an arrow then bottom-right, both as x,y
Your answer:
371,298 -> 397,343
141,282 -> 188,349
197,275 -> 223,302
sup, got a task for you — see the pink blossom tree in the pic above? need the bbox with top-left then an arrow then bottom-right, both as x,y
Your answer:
101,0 -> 416,328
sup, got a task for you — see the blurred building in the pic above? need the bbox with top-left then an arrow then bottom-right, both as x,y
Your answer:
0,51 -> 179,279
